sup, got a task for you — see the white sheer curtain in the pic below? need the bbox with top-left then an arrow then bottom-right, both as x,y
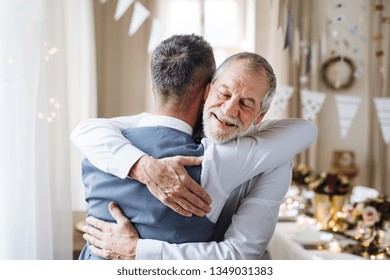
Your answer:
0,0 -> 96,259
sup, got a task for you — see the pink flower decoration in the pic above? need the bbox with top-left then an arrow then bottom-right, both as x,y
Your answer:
362,206 -> 380,227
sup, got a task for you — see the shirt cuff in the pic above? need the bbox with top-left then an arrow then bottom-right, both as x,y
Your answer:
109,144 -> 146,179
136,239 -> 163,260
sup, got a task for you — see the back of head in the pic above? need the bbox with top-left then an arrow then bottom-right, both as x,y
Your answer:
212,52 -> 277,115
151,34 -> 216,110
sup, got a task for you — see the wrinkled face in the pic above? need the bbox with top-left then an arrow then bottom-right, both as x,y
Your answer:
203,59 -> 268,143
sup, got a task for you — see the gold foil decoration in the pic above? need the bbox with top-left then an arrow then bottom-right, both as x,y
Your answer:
312,193 -> 347,230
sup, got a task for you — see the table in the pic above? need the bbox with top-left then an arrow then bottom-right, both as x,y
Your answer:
268,220 -> 365,260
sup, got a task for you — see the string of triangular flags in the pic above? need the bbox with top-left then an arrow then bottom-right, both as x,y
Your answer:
272,86 -> 390,145
103,0 -> 390,145
103,0 -> 163,53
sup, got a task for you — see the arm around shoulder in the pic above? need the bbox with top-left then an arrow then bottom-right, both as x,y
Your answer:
256,118 -> 318,150
70,114 -> 147,178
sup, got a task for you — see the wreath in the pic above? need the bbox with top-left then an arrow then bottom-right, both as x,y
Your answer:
321,56 -> 356,90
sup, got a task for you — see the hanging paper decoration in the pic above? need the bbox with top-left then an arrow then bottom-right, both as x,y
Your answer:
269,85 -> 294,118
114,0 -> 134,21
148,19 -> 164,54
128,1 -> 150,36
293,28 -> 300,65
335,95 -> 362,139
284,10 -> 294,49
300,89 -> 326,121
373,97 -> 390,144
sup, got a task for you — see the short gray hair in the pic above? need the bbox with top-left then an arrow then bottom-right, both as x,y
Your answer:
211,52 -> 277,114
151,34 -> 216,109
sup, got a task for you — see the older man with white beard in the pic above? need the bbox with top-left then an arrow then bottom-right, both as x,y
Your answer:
72,46 -> 317,259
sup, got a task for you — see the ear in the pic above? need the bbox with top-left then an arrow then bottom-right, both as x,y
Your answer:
203,83 -> 211,101
253,112 -> 266,126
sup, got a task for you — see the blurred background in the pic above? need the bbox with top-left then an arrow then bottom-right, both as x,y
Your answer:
0,0 -> 389,259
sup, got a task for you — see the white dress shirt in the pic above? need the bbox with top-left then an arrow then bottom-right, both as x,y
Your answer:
71,114 -> 317,259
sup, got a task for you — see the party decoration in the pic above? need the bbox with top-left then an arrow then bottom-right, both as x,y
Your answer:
128,1 -> 150,36
321,56 -> 356,90
292,163 -> 312,188
300,89 -> 326,121
335,95 -> 361,139
373,97 -> 390,144
114,0 -> 134,21
309,171 -> 351,230
331,150 -> 358,187
284,10 -> 294,49
269,85 -> 294,118
36,98 -> 61,123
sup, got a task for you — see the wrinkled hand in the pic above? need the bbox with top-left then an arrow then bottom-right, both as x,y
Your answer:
129,155 -> 211,217
82,202 -> 138,260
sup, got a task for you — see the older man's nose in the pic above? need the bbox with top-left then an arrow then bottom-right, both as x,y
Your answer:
221,99 -> 239,117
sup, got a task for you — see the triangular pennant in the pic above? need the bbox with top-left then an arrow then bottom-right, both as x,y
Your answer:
300,89 -> 327,121
293,28 -> 300,65
373,97 -> 390,144
128,1 -> 150,36
269,85 -> 294,118
284,10 -> 294,49
114,0 -> 134,21
335,95 -> 362,139
305,45 -> 312,74
148,19 -> 164,54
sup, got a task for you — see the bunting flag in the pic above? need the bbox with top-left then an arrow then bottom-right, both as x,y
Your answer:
128,1 -> 150,36
335,95 -> 362,139
148,19 -> 164,54
114,0 -> 134,21
305,45 -> 312,73
269,85 -> 294,118
284,10 -> 294,49
373,97 -> 390,144
293,28 -> 300,65
300,89 -> 326,121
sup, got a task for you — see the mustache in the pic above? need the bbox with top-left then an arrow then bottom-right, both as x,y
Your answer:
207,108 -> 243,128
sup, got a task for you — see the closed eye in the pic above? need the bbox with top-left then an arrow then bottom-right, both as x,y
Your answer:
218,91 -> 231,99
240,99 -> 255,110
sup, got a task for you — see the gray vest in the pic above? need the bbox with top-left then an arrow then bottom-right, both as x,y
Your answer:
79,126 -> 215,260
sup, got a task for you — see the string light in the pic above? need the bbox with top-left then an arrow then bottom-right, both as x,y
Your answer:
36,98 -> 61,123
43,43 -> 58,62
328,240 -> 341,253
48,47 -> 58,55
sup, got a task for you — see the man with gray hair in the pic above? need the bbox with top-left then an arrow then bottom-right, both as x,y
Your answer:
72,34 -> 316,259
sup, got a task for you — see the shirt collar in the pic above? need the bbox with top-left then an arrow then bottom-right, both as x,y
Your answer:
138,115 -> 193,136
